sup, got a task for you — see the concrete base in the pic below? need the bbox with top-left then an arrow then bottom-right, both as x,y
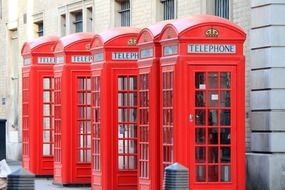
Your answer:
247,153 -> 285,190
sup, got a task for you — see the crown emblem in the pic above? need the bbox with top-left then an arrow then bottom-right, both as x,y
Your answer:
85,43 -> 91,50
205,28 -> 219,37
128,38 -> 137,46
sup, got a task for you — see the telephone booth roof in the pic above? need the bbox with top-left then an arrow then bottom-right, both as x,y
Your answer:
137,20 -> 173,44
91,27 -> 140,48
54,32 -> 94,53
160,15 -> 246,41
21,36 -> 59,56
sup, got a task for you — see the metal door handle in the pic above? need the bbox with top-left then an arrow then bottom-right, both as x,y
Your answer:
189,114 -> 193,122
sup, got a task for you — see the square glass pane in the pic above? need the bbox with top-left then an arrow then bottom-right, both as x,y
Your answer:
220,72 -> 231,89
118,77 -> 127,90
196,165 -> 206,182
43,78 -> 50,89
208,147 -> 218,163
221,91 -> 231,107
220,147 -> 231,163
208,165 -> 219,182
195,128 -> 205,144
220,110 -> 231,126
208,72 -> 218,89
208,128 -> 218,144
221,165 -> 231,182
129,140 -> 137,153
118,156 -> 125,169
208,110 -> 218,126
118,125 -> 128,138
129,124 -> 137,138
118,140 -> 124,154
129,109 -> 137,122
86,78 -> 91,90
195,91 -> 205,107
43,131 -> 50,143
129,156 -> 136,169
43,91 -> 50,102
221,128 -> 231,144
195,110 -> 206,126
118,93 -> 128,106
195,147 -> 205,163
129,92 -> 137,106
43,144 -> 50,156
43,118 -> 50,129
43,104 -> 50,116
118,109 -> 127,122
208,91 -> 219,107
129,76 -> 137,90
195,72 -> 206,89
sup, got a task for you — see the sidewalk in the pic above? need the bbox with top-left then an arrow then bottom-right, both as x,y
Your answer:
6,160 -> 91,190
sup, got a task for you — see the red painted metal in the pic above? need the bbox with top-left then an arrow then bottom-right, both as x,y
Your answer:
136,21 -> 171,190
21,36 -> 59,176
159,15 -> 246,190
53,32 -> 94,185
90,27 -> 140,190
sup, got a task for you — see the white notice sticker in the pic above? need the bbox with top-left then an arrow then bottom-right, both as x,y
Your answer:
199,84 -> 206,89
211,94 -> 219,100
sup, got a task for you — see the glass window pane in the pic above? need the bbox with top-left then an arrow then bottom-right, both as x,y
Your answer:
208,110 -> 218,126
129,140 -> 137,154
195,72 -> 205,89
195,147 -> 205,163
129,77 -> 137,90
43,144 -> 50,156
195,91 -> 205,107
208,165 -> 219,182
221,128 -> 231,144
208,128 -> 218,144
118,125 -> 127,138
208,147 -> 218,163
195,110 -> 206,126
129,92 -> 137,106
129,124 -> 137,138
129,156 -> 136,169
118,93 -> 128,106
220,72 -> 231,88
129,109 -> 137,122
221,147 -> 231,163
208,72 -> 218,89
221,165 -> 231,182
208,91 -> 219,107
43,91 -> 50,102
43,118 -> 50,129
118,109 -> 127,122
221,91 -> 231,107
220,110 -> 231,126
118,156 -> 124,169
118,77 -> 127,90
43,131 -> 50,143
196,165 -> 206,182
195,128 -> 205,144
43,104 -> 50,116
118,140 -> 124,154
43,78 -> 50,89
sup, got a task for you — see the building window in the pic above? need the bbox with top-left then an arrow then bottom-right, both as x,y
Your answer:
118,0 -> 130,26
35,21 -> 44,37
161,0 -> 175,20
215,0 -> 230,19
60,14 -> 66,36
87,7 -> 93,32
72,11 -> 83,33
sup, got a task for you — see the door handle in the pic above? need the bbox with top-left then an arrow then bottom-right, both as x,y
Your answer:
189,114 -> 193,122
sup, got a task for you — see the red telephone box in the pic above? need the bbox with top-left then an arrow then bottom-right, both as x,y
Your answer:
159,16 -> 246,189
53,32 -> 94,185
90,27 -> 140,190
21,36 -> 59,176
136,21 -> 170,190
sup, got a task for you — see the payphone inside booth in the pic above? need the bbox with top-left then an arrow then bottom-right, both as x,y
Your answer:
159,16 -> 246,190
21,36 -> 59,176
136,21 -> 171,190
90,27 -> 140,190
53,32 -> 94,185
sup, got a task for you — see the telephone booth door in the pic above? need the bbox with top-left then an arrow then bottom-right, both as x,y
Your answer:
189,66 -> 237,189
90,27 -> 140,190
53,32 -> 94,185
159,15 -> 246,190
21,36 -> 58,176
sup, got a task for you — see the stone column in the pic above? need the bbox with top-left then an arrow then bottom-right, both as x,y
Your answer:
248,0 -> 285,189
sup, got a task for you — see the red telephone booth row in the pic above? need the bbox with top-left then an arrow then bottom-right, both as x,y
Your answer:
21,36 -> 59,176
90,27 -> 140,190
21,15 -> 245,190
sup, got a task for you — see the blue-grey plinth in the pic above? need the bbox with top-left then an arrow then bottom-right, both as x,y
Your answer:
7,168 -> 35,190
164,163 -> 189,190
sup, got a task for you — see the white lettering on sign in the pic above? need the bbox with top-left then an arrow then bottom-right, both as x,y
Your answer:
112,52 -> 138,60
71,55 -> 92,63
163,45 -> 178,56
56,57 -> 64,64
23,58 -> 31,65
140,48 -> 153,59
38,57 -> 55,64
188,44 -> 236,54
93,53 -> 104,62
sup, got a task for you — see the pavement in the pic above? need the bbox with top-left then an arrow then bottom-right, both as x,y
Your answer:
6,160 -> 91,190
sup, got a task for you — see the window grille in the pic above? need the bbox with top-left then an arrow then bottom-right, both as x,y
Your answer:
161,0 -> 175,20
118,0 -> 130,26
215,0 -> 230,19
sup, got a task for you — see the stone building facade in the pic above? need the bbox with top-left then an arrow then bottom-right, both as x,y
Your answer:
2,0 -> 283,189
